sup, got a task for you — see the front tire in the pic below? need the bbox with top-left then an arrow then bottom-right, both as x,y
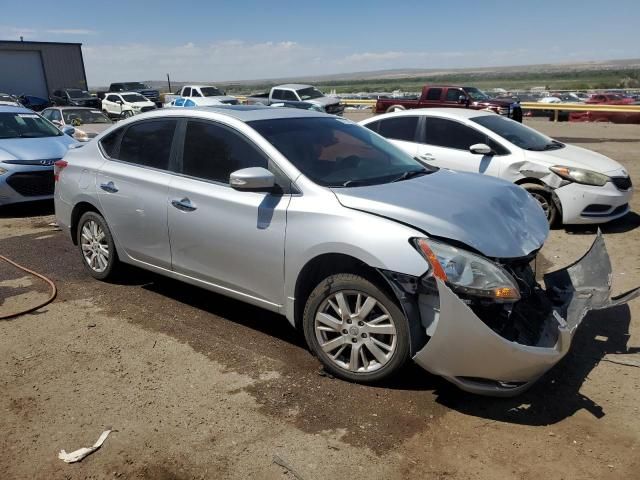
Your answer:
121,110 -> 133,119
77,211 -> 119,280
303,274 -> 410,383
522,183 -> 558,225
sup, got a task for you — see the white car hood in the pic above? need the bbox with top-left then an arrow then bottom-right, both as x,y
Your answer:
524,144 -> 626,175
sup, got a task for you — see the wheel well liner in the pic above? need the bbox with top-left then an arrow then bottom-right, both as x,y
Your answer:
70,201 -> 101,245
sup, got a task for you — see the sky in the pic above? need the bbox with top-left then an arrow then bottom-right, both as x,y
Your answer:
1,0 -> 639,86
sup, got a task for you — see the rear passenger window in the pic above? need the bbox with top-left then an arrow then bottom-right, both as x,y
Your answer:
100,130 -> 121,158
182,120 -> 268,184
363,120 -> 380,133
425,88 -> 442,101
424,117 -> 486,150
377,116 -> 419,142
117,120 -> 176,169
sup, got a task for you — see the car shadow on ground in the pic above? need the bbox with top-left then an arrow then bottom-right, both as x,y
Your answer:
0,200 -> 54,218
564,211 -> 640,235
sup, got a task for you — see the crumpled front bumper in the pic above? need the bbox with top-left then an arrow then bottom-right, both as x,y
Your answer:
412,232 -> 639,396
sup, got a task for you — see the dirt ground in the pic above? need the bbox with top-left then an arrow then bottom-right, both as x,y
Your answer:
1,118 -> 639,480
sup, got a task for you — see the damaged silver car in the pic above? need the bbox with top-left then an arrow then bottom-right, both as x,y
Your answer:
55,107 -> 639,396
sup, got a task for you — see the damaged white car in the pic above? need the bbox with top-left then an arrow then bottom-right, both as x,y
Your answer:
54,107 -> 639,396
361,109 -> 633,225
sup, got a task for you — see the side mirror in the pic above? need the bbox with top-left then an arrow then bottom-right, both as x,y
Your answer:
230,167 -> 275,191
458,95 -> 467,104
469,143 -> 493,155
117,100 -> 124,105
61,125 -> 76,136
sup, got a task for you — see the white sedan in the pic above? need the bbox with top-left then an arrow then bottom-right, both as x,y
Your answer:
360,108 -> 633,225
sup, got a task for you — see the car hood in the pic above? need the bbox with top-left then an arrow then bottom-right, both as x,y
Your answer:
524,143 -> 625,175
0,135 -> 77,161
332,170 -> 549,259
307,96 -> 341,107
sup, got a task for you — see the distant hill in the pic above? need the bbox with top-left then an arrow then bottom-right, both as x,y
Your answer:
91,58 -> 640,93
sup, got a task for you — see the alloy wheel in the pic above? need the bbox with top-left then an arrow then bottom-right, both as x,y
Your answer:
80,220 -> 110,273
314,290 -> 397,373
529,192 -> 550,219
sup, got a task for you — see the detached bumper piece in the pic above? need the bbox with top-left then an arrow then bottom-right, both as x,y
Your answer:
413,232 -> 639,396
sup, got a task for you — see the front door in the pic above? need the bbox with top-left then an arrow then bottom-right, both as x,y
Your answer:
168,119 -> 289,306
96,118 -> 178,269
417,116 -> 503,176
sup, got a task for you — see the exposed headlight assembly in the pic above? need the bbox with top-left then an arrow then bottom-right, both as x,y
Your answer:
549,165 -> 609,187
0,166 -> 7,175
413,238 -> 520,301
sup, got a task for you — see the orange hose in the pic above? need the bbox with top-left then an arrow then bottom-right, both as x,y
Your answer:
0,254 -> 57,320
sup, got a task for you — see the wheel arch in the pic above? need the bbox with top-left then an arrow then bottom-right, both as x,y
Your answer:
70,201 -> 104,245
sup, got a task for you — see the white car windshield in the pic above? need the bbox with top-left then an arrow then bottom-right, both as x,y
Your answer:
471,115 -> 564,151
200,87 -> 224,97
297,87 -> 325,100
63,109 -> 112,125
122,94 -> 148,103
249,117 -> 433,187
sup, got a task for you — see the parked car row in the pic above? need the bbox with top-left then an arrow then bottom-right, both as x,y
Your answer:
51,105 -> 638,396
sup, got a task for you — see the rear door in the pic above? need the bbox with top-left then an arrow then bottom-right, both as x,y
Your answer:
167,119 -> 290,305
416,116 -> 505,176
96,119 -> 178,269
365,115 -> 420,157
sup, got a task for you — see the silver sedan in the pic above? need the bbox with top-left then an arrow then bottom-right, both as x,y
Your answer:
54,106 -> 638,396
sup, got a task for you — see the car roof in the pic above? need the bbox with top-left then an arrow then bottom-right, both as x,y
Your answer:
47,106 -> 98,110
142,104 -> 328,122
275,84 -> 313,90
0,105 -> 33,114
362,107 -> 496,123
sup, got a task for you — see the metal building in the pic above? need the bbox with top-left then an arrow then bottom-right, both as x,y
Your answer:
0,40 -> 88,98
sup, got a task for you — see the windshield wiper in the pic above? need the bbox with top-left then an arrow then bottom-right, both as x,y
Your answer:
391,168 -> 430,183
543,141 -> 564,150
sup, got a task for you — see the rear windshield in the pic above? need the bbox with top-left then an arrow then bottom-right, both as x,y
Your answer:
0,112 -> 62,139
249,117 -> 427,187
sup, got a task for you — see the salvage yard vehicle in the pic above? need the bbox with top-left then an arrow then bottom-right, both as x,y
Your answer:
54,106 -> 638,396
163,85 -> 238,106
50,88 -> 101,109
361,108 -> 633,225
42,107 -> 113,142
0,93 -> 21,107
97,82 -> 161,105
0,105 -> 77,206
246,84 -> 344,115
374,85 -> 521,120
165,96 -> 238,108
101,93 -> 156,119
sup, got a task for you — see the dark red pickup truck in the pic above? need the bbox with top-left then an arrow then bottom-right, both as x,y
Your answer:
374,85 -> 521,120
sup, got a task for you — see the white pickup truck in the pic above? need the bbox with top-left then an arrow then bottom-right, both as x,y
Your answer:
163,85 -> 238,107
246,84 -> 344,115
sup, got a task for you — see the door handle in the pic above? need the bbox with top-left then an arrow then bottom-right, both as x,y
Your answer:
100,181 -> 118,193
171,198 -> 197,212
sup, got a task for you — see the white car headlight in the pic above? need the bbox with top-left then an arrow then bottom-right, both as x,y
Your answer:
549,165 -> 609,187
413,238 -> 520,301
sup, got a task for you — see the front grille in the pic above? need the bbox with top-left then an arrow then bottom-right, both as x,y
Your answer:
6,170 -> 54,197
611,176 -> 632,190
140,106 -> 156,112
325,103 -> 345,115
3,158 -> 59,166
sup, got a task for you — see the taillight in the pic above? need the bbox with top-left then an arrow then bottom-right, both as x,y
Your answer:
54,160 -> 68,182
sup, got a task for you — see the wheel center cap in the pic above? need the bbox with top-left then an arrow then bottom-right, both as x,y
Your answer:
349,326 -> 359,336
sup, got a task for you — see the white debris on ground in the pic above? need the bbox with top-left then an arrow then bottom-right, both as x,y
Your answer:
58,429 -> 112,463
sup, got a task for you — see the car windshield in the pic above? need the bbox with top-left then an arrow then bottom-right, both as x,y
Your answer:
249,117 -> 431,187
200,87 -> 224,97
67,89 -> 91,98
0,112 -> 62,139
463,87 -> 490,100
122,94 -> 148,103
471,115 -> 564,151
62,109 -> 112,125
123,82 -> 148,90
297,87 -> 325,100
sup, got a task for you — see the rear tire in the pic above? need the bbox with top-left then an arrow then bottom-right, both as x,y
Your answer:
77,211 -> 119,281
302,273 -> 410,383
522,183 -> 558,226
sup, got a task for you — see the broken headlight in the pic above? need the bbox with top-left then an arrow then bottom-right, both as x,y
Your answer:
549,165 -> 609,187
413,238 -> 520,301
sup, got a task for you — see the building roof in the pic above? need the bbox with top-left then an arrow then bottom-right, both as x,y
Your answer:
0,40 -> 82,47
